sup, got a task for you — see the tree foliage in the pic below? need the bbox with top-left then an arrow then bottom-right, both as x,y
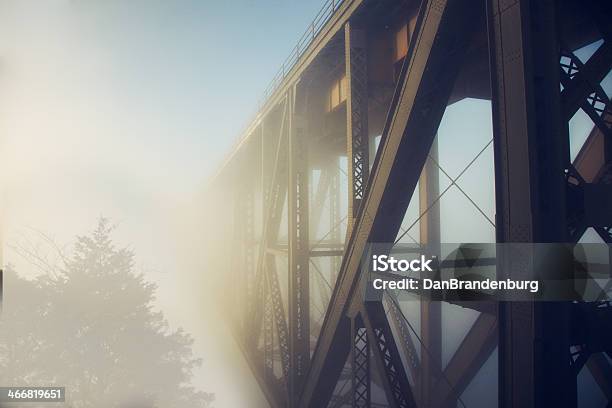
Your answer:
0,219 -> 213,408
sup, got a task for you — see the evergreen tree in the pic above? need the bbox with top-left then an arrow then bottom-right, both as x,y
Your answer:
0,219 -> 213,408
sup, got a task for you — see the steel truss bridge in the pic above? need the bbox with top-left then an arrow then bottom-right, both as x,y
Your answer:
206,0 -> 612,406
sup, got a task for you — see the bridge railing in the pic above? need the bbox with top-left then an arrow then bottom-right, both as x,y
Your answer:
258,0 -> 345,109
213,0 -> 346,181
230,0 -> 345,145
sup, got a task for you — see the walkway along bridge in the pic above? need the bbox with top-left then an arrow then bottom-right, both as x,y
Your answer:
205,0 -> 612,406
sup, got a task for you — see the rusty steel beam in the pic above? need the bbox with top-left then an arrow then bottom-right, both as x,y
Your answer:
212,1 -> 612,408
489,0 -> 574,406
345,22 -> 370,233
298,0 -> 481,405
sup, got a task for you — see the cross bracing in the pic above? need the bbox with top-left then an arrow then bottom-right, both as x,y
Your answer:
207,0 -> 612,406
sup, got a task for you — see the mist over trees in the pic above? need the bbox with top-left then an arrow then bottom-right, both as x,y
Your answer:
0,218 -> 213,408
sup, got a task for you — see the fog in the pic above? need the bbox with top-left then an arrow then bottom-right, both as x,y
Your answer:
3,1 -> 607,407
0,0 -> 335,406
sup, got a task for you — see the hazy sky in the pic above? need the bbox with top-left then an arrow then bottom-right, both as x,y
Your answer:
0,1 -> 609,407
0,1 -> 324,406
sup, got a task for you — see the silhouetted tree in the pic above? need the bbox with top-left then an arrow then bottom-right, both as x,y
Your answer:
0,219 -> 213,408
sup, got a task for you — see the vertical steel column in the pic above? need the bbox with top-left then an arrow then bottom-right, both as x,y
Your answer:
345,22 -> 369,233
418,138 -> 441,407
261,121 -> 271,224
489,0 -> 573,407
330,158 -> 342,281
264,277 -> 275,381
266,254 -> 290,384
243,187 -> 255,332
259,119 -> 274,367
232,187 -> 244,330
232,166 -> 255,335
288,86 -> 310,404
352,315 -> 371,407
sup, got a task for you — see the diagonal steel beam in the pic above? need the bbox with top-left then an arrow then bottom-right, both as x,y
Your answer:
250,98 -> 290,343
431,312 -> 498,407
330,161 -> 342,281
311,164 -> 332,238
235,108 -> 291,408
559,46 -> 612,151
364,303 -> 417,408
298,2 -> 482,405
312,259 -> 332,312
385,295 -> 420,384
586,352 -> 612,402
560,41 -> 612,121
232,316 -> 285,408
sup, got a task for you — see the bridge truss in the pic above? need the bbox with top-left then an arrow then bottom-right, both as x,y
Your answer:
207,0 -> 612,406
